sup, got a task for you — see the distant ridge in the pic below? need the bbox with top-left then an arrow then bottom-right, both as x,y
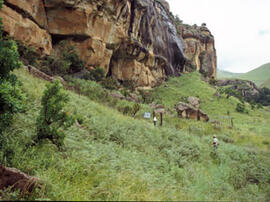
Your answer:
217,63 -> 270,88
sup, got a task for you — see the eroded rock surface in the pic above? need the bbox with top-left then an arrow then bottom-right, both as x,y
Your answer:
0,0 -> 217,87
177,24 -> 217,78
176,102 -> 209,122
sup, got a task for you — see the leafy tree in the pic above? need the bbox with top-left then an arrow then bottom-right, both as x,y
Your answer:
34,80 -> 74,149
0,2 -> 25,163
0,40 -> 22,79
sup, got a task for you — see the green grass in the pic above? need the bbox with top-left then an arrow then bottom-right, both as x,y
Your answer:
239,63 -> 270,86
2,68 -> 270,201
261,78 -> 270,88
217,63 -> 270,87
217,69 -> 243,79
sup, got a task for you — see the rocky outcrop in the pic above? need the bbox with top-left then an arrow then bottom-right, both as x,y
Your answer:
0,0 -> 217,87
0,5 -> 52,55
177,24 -> 217,78
176,102 -> 209,122
217,79 -> 260,100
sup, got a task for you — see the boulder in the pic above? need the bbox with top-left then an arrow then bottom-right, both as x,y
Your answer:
176,102 -> 209,121
187,96 -> 200,109
0,164 -> 39,194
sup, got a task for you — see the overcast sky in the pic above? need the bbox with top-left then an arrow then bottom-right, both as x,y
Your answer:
166,0 -> 270,73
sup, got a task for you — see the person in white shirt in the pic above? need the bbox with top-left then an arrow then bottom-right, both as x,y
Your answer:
153,116 -> 157,126
213,135 -> 218,150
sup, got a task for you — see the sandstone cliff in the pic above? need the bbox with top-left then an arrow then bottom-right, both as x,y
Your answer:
0,0 -> 216,87
177,23 -> 217,78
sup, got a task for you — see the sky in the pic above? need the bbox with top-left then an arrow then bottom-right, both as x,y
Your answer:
166,0 -> 270,73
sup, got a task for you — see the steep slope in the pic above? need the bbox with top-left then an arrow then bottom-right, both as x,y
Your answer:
3,68 -> 269,200
0,0 -> 217,87
239,63 -> 270,86
217,63 -> 270,87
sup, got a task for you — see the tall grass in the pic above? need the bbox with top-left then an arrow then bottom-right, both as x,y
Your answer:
2,68 -> 269,201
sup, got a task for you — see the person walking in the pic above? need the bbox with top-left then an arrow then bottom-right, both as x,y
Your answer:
153,116 -> 157,126
213,135 -> 219,151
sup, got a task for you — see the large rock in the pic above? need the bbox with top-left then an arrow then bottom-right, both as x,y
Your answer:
0,5 -> 52,55
0,164 -> 39,194
176,102 -> 209,121
177,24 -> 217,78
187,96 -> 200,109
217,79 -> 260,101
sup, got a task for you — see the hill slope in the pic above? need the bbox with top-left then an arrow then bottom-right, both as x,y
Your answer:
261,78 -> 270,88
217,63 -> 270,88
217,69 -> 243,79
3,68 -> 270,201
239,63 -> 270,86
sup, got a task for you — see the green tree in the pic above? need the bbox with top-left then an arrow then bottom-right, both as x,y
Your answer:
34,80 -> 74,149
0,1 -> 25,163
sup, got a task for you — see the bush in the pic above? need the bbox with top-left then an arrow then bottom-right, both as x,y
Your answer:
117,105 -> 132,115
34,80 -> 74,149
67,78 -> 107,102
123,80 -> 136,91
17,41 -> 38,66
101,77 -> 119,90
236,103 -> 248,113
62,45 -> 85,73
131,103 -> 141,117
138,89 -> 154,104
41,55 -> 71,76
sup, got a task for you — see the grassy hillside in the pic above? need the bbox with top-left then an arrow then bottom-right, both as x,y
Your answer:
217,69 -> 243,79
239,63 -> 270,86
261,78 -> 270,89
218,63 -> 270,88
2,68 -> 270,201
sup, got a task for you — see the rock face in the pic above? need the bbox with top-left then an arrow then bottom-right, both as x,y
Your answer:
217,79 -> 260,101
0,5 -> 52,55
0,0 -> 217,87
177,24 -> 217,78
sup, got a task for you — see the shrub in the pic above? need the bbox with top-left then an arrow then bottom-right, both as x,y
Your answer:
82,67 -> 105,82
41,55 -> 71,76
62,45 -> 85,73
138,89 -> 154,104
67,78 -> 107,102
90,67 -> 105,82
131,103 -> 141,117
236,103 -> 248,113
123,80 -> 136,91
101,77 -> 119,90
117,105 -> 132,115
34,80 -> 74,149
17,41 -> 38,66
